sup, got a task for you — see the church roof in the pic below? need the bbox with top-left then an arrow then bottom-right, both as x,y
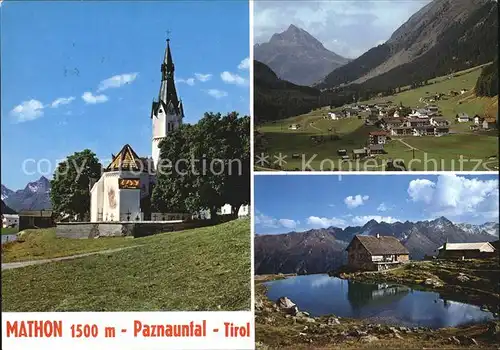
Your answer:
154,39 -> 181,116
105,144 -> 152,172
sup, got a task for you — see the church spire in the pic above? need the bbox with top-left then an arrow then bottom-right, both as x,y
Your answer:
158,37 -> 179,113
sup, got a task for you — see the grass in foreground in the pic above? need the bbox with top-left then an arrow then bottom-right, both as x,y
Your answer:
2,219 -> 251,312
1,227 -> 19,235
2,228 -> 135,262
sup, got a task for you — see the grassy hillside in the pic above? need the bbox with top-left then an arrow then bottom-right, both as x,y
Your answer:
2,219 -> 251,311
256,65 -> 499,171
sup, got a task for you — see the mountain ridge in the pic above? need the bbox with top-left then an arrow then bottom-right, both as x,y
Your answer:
255,216 -> 498,275
255,24 -> 350,86
318,0 -> 497,90
2,176 -> 52,212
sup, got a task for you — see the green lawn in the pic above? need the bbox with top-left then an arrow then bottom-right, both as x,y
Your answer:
2,228 -> 135,262
1,227 -> 19,235
2,219 -> 251,312
256,64 -> 499,171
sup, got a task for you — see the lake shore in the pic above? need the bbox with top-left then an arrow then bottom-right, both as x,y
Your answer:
255,260 -> 500,349
335,259 -> 500,314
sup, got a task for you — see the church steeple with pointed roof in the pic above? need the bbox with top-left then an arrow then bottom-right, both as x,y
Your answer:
157,38 -> 180,113
151,37 -> 184,168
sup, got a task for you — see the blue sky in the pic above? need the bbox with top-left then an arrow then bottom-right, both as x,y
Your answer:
254,0 -> 431,58
1,1 -> 249,190
255,174 -> 499,234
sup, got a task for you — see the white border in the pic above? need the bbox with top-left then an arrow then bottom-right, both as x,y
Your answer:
249,0 -> 256,319
253,171 -> 497,176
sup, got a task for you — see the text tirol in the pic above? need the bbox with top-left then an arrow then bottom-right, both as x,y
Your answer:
133,321 -> 251,337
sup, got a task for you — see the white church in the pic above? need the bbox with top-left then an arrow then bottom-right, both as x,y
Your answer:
90,39 -> 248,222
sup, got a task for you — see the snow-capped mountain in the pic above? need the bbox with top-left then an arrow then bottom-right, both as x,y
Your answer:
1,176 -> 52,212
1,184 -> 14,201
456,222 -> 499,237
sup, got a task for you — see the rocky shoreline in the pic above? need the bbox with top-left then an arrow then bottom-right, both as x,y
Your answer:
255,270 -> 500,349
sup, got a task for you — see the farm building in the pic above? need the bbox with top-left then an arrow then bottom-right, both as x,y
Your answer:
2,214 -> 19,228
346,234 -> 410,271
368,144 -> 385,154
352,148 -> 368,159
437,242 -> 496,260
289,124 -> 300,130
456,113 -> 470,123
368,131 -> 388,145
482,118 -> 497,130
18,210 -> 56,231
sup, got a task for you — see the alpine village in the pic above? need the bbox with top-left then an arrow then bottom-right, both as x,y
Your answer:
253,0 -> 500,349
254,0 -> 499,172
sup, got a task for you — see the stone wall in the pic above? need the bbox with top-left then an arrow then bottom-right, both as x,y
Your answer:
56,220 -> 212,239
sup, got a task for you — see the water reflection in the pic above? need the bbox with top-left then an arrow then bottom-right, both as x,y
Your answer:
264,274 -> 494,328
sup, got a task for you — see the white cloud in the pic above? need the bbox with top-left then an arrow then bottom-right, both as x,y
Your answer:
278,219 -> 299,229
220,71 -> 248,86
97,73 -> 138,92
255,211 -> 299,230
408,178 -> 435,204
10,100 -> 44,122
307,216 -> 347,228
81,92 -> 109,104
194,73 -> 212,82
377,203 -> 390,212
205,89 -> 228,99
407,175 -> 499,220
50,96 -> 75,108
238,57 -> 250,70
351,215 -> 402,226
344,195 -> 369,209
176,78 -> 195,86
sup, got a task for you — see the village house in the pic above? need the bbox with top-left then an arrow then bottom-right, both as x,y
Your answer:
368,131 -> 388,145
289,123 -> 300,130
473,115 -> 484,124
352,148 -> 368,159
434,126 -> 450,136
409,109 -> 429,119
430,117 -> 449,127
393,110 -> 400,118
460,89 -> 468,95
365,115 -> 380,126
426,105 -> 439,116
368,144 -> 385,154
346,234 -> 410,271
456,113 -> 470,123
390,127 -> 413,136
412,126 -> 436,136
2,214 -> 19,228
382,118 -> 404,130
407,118 -> 431,128
328,112 -> 338,120
437,242 -> 496,260
482,118 -> 497,130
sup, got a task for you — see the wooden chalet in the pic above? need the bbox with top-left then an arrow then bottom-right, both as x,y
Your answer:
346,234 -> 410,271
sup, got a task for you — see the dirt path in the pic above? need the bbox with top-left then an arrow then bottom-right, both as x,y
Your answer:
1,245 -> 142,271
397,138 -> 421,151
309,122 -> 323,132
